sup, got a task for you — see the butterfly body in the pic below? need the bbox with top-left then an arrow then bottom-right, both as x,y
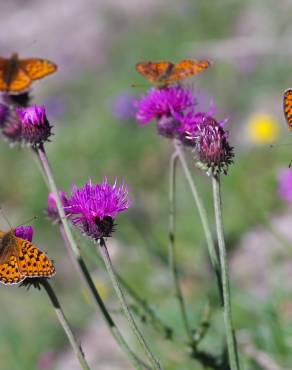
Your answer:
284,89 -> 292,130
135,59 -> 210,87
3,53 -> 18,88
0,53 -> 57,94
0,229 -> 55,285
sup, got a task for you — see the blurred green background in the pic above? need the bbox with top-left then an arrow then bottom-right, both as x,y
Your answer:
0,0 -> 292,369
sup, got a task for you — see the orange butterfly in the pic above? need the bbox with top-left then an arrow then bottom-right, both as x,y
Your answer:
135,59 -> 210,87
0,53 -> 57,94
0,229 -> 55,285
284,89 -> 292,130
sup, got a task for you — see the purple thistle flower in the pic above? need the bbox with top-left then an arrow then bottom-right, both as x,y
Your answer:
156,115 -> 181,138
65,178 -> 131,240
15,226 -> 34,242
188,116 -> 234,175
16,105 -> 52,147
177,111 -> 207,145
47,191 -> 69,223
136,86 -> 196,126
278,169 -> 292,203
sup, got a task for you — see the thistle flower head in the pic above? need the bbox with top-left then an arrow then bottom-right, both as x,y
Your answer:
177,111 -> 207,145
156,115 -> 180,138
278,168 -> 292,203
16,105 -> 52,147
136,86 -> 196,126
188,115 -> 234,175
47,192 -> 69,223
65,178 -> 131,240
15,225 -> 33,242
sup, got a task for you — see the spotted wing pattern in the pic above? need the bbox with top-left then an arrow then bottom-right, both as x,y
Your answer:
284,89 -> 292,130
19,58 -> 57,80
0,254 -> 23,284
16,238 -> 55,279
0,231 -> 55,285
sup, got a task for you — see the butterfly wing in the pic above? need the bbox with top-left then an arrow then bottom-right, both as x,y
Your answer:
0,232 -> 24,284
19,58 -> 57,81
135,61 -> 174,85
0,57 -> 9,91
166,59 -> 210,84
7,68 -> 31,93
284,89 -> 292,130
16,238 -> 55,279
0,254 -> 25,284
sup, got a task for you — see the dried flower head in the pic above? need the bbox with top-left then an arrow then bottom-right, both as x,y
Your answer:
47,192 -> 69,223
16,105 -> 52,147
65,178 -> 131,240
188,115 -> 234,175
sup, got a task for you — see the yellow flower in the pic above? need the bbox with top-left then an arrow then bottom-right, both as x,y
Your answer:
247,113 -> 280,144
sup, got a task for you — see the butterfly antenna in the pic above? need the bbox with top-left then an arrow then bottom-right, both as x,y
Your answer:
131,83 -> 149,89
269,142 -> 292,148
0,207 -> 12,229
15,216 -> 38,229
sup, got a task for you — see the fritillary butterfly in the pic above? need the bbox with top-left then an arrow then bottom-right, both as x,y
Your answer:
0,53 -> 57,94
135,59 -> 210,87
284,89 -> 292,130
0,229 -> 55,285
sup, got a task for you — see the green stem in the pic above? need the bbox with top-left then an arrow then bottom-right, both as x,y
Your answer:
174,140 -> 222,302
192,301 -> 211,347
211,175 -> 240,370
35,145 -> 143,370
168,151 -> 192,342
99,238 -> 163,370
117,274 -> 174,340
80,236 -> 174,341
41,280 -> 91,370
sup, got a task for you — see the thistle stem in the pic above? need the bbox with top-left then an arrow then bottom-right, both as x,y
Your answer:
41,280 -> 91,370
117,274 -> 174,340
99,238 -> 163,370
82,238 -> 174,341
168,151 -> 192,342
211,175 -> 240,370
174,141 -> 222,301
35,145 -> 144,370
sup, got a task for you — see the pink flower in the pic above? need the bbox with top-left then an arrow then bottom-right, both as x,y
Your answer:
16,105 -> 52,147
65,178 -> 131,240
